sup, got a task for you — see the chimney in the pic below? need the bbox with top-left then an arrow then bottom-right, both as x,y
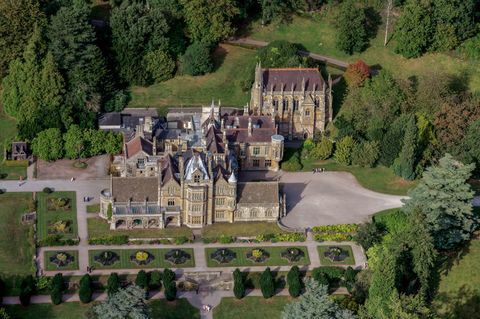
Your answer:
152,138 -> 157,155
179,155 -> 184,181
248,117 -> 252,136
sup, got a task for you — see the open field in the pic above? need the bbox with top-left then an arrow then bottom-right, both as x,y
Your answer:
248,13 -> 480,93
433,240 -> 480,318
129,44 -> 255,110
202,221 -> 286,239
44,250 -> 80,271
0,193 -> 35,276
205,246 -> 310,267
88,248 -> 195,269
87,217 -> 193,239
214,296 -> 292,319
317,245 -> 355,266
37,191 -> 78,241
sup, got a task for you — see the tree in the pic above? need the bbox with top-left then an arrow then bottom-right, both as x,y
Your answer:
281,151 -> 302,171
379,114 -> 409,166
107,273 -> 120,297
352,140 -> 379,168
256,40 -> 303,68
145,50 -> 175,83
50,273 -> 64,305
104,132 -> 123,155
335,1 -> 368,54
0,308 -> 9,319
259,0 -> 307,25
135,270 -> 149,290
310,137 -> 333,160
394,0 -> 433,58
392,115 -> 417,180
19,275 -> 35,306
282,278 -> 357,319
79,274 -> 93,304
334,136 -> 356,165
92,285 -> 148,319
287,266 -> 301,298
32,128 -> 64,161
149,271 -> 162,290
179,42 -> 213,76
180,0 -> 239,45
354,222 -> 384,251
403,154 -> 475,250
0,0 -> 44,77
389,294 -> 435,319
233,268 -> 245,299
462,120 -> 480,167
162,269 -> 176,301
110,1 -> 170,85
63,125 -> 85,159
344,60 -> 370,87
260,267 -> 275,299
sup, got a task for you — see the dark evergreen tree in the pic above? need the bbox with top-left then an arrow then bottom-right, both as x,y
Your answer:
335,0 -> 368,54
162,269 -> 176,301
149,271 -> 162,290
287,266 -> 302,298
107,273 -> 120,297
135,270 -> 149,290
260,267 -> 275,299
50,273 -> 64,305
256,40 -> 303,68
179,42 -> 213,76
354,222 -> 384,250
379,115 -> 409,166
392,115 -> 417,180
233,269 -> 245,299
79,274 -> 92,304
19,275 -> 35,306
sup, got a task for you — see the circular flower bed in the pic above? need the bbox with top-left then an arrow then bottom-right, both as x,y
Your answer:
246,248 -> 270,263
281,247 -> 305,262
50,252 -> 74,268
130,250 -> 154,266
210,248 -> 236,264
165,249 -> 191,265
324,246 -> 349,262
94,251 -> 120,266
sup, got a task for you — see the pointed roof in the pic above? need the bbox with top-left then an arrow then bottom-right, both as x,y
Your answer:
261,68 -> 324,92
184,152 -> 209,181
125,136 -> 153,158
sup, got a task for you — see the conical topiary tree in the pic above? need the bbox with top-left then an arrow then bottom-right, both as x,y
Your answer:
79,274 -> 92,303
287,266 -> 301,298
233,268 -> 245,299
260,267 -> 275,299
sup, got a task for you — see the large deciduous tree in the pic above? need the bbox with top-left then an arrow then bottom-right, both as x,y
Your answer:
403,154 -> 476,250
256,40 -> 303,68
32,128 -> 64,161
282,278 -> 357,319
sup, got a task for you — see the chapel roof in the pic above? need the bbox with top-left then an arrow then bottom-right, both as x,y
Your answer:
262,68 -> 324,92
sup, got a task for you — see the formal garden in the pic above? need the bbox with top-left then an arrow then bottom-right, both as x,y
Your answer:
318,245 -> 355,266
37,191 -> 78,245
44,251 -> 79,271
88,248 -> 195,269
206,246 -> 310,267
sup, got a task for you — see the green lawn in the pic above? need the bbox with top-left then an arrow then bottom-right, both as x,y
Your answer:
37,191 -> 78,241
86,203 -> 100,213
202,222 -> 286,239
88,248 -> 195,269
150,299 -> 200,319
44,250 -> 79,271
0,192 -> 35,279
318,245 -> 355,266
128,44 -> 255,110
214,296 -> 292,319
0,106 -> 27,180
248,13 -> 480,93
206,246 -> 310,267
5,302 -> 90,319
0,165 -> 27,180
87,217 -> 193,239
433,240 -> 480,318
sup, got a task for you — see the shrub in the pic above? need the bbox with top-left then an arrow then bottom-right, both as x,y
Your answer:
107,273 -> 120,297
106,204 -> 112,220
352,141 -> 379,168
334,136 -> 356,165
149,271 -> 162,290
43,187 -> 53,194
88,235 -> 129,245
135,270 -> 149,290
180,42 -> 213,76
312,224 -> 358,242
344,266 -> 357,292
458,34 -> 480,60
39,234 -> 79,247
174,236 -> 189,245
273,233 -> 305,242
3,160 -> 28,167
219,235 -> 235,244
312,267 -> 345,288
287,266 -> 301,298
233,269 -> 245,299
50,273 -> 64,305
354,222 -> 384,250
162,269 -> 176,301
344,60 -> 370,87
281,151 -> 302,171
19,275 -> 35,306
79,274 -> 92,304
260,267 -> 275,299
310,137 -> 333,160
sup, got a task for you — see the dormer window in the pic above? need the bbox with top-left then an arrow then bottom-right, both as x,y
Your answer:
305,109 -> 310,117
194,174 -> 201,183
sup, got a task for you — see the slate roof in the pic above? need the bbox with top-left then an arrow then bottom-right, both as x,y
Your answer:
237,182 -> 279,204
125,136 -> 153,158
223,115 -> 276,143
98,112 -> 121,126
204,126 -> 225,154
160,154 -> 179,185
262,68 -> 324,92
112,177 -> 158,202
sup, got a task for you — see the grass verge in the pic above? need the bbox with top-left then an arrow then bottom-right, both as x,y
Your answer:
37,191 -> 78,241
44,250 -> 79,271
317,245 -> 355,266
202,221 -> 286,238
214,296 -> 292,319
149,299 -> 201,319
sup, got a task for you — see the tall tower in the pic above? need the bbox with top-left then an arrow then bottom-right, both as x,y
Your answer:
250,62 -> 263,115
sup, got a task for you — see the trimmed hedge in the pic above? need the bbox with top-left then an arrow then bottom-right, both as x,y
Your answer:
3,160 -> 28,167
89,235 -> 129,245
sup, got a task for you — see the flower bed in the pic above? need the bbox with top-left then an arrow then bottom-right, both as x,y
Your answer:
165,249 -> 191,265
44,250 -> 79,271
318,245 -> 355,266
93,251 -> 120,266
210,248 -> 237,264
47,197 -> 71,212
130,250 -> 154,266
48,220 -> 73,235
246,248 -> 270,263
312,224 -> 358,242
281,247 -> 305,262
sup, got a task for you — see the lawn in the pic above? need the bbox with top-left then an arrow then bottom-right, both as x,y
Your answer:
87,217 -> 193,239
88,248 -> 195,269
0,192 -> 35,286
149,299 -> 200,319
247,13 -> 480,93
86,203 -> 100,213
433,240 -> 480,318
0,105 -> 27,180
4,302 -> 91,319
214,296 -> 292,319
37,191 -> 78,241
205,246 -> 310,267
202,221 -> 287,239
128,44 -> 255,110
44,250 -> 79,271
0,165 -> 27,180
318,245 -> 355,266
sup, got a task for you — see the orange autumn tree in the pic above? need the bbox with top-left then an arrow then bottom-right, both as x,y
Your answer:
344,60 -> 370,87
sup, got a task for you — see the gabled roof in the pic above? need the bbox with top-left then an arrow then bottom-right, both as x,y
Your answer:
125,136 -> 153,158
223,115 -> 277,143
204,126 -> 225,154
160,154 -> 179,185
112,176 -> 158,202
262,68 -> 324,92
237,182 -> 279,204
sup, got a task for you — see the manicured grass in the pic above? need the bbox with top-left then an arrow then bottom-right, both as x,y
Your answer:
37,191 -> 78,241
214,296 -> 292,319
86,203 -> 100,213
318,245 -> 355,266
0,165 -> 27,180
202,222 -> 286,238
44,250 -> 79,271
128,44 -> 255,110
149,299 -> 200,319
87,217 -> 193,239
205,246 -> 310,267
4,302 -> 91,319
0,193 -> 35,276
433,240 -> 480,318
88,248 -> 195,269
248,13 -> 480,93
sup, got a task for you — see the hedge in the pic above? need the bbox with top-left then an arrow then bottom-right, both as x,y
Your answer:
88,235 -> 129,245
3,160 -> 28,167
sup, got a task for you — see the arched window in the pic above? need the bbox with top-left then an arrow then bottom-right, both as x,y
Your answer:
293,99 -> 299,111
283,99 -> 288,111
250,209 -> 258,218
272,98 -> 278,112
305,109 -> 310,117
265,209 -> 273,217
168,199 -> 175,206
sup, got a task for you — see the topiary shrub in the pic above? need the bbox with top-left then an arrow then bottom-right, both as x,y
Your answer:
107,273 -> 120,297
287,266 -> 301,298
260,267 -> 275,299
43,187 -> 53,194
135,270 -> 149,292
233,268 -> 245,299
162,269 -> 176,301
50,273 -> 64,305
19,275 -> 35,306
149,271 -> 162,290
79,274 -> 92,304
